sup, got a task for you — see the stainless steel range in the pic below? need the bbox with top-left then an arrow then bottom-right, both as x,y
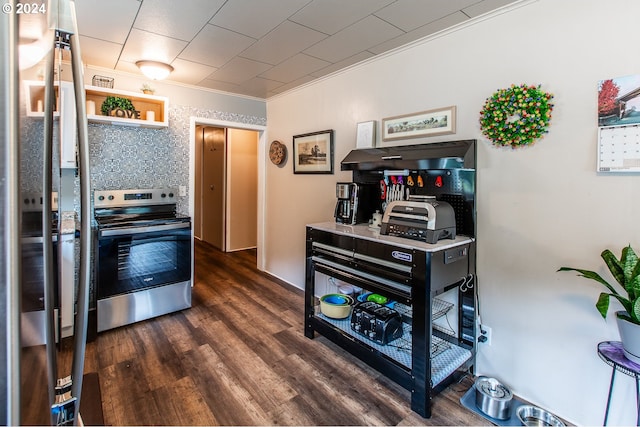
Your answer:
21,192 -> 59,346
93,188 -> 192,333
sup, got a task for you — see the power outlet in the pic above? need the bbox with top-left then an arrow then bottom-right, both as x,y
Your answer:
479,324 -> 492,346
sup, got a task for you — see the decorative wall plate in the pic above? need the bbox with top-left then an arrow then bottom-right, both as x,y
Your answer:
269,140 -> 286,165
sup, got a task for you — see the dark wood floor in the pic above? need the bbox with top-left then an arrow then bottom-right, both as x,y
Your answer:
24,240 -> 490,426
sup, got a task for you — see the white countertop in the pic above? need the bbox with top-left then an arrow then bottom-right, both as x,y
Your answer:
307,221 -> 474,252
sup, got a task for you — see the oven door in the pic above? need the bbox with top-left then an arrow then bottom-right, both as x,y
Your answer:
97,221 -> 191,299
21,235 -> 59,347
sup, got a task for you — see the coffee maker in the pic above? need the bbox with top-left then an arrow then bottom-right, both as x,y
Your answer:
334,182 -> 378,225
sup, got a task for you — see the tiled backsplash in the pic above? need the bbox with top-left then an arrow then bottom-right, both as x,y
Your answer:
21,104 -> 266,216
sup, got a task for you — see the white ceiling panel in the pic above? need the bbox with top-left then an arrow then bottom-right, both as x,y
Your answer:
178,25 -> 256,68
169,59 -> 218,85
374,0 -> 478,32
303,15 -> 403,63
368,11 -> 470,55
66,0 -> 521,99
119,29 -> 188,64
78,36 -> 122,69
198,79 -> 243,93
463,0 -> 520,18
209,0 -> 311,39
239,20 -> 327,66
259,53 -> 330,83
309,51 -> 375,78
114,60 -> 140,76
207,57 -> 272,85
268,75 -> 317,96
74,0 -> 140,44
290,0 -> 394,35
234,77 -> 286,98
134,0 -> 226,41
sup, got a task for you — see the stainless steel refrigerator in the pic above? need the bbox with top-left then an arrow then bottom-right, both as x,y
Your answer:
1,0 -> 92,424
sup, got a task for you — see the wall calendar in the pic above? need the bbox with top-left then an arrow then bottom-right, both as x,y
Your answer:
597,124 -> 640,172
597,74 -> 640,173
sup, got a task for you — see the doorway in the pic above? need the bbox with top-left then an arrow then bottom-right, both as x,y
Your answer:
192,122 -> 261,253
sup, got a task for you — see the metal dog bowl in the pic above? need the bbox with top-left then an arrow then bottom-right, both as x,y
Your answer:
516,405 -> 565,426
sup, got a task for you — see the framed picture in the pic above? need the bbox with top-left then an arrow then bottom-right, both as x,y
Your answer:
292,129 -> 334,174
356,120 -> 376,148
382,106 -> 456,141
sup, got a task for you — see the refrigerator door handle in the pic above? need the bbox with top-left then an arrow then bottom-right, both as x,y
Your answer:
42,28 -> 59,425
67,2 -> 92,424
67,40 -> 91,427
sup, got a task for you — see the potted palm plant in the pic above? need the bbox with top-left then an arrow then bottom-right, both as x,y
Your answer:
558,245 -> 640,363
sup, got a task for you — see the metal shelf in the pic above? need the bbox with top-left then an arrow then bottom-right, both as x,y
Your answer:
314,311 -> 470,386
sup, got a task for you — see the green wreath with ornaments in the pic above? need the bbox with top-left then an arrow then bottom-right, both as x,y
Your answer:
479,84 -> 554,148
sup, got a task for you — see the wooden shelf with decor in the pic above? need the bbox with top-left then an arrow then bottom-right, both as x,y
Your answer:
85,85 -> 169,128
24,80 -> 60,117
24,81 -> 169,128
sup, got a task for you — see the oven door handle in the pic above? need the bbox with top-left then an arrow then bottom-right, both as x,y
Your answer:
100,222 -> 191,237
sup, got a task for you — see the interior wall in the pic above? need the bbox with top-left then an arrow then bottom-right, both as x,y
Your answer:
226,128 -> 258,251
264,0 -> 640,425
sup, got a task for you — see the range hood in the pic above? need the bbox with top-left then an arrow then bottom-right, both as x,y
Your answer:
341,139 -> 476,171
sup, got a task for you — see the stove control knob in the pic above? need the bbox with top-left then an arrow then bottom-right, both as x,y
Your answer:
98,195 -> 105,201
108,195 -> 114,201
161,193 -> 166,198
24,198 -> 30,205
168,192 -> 174,198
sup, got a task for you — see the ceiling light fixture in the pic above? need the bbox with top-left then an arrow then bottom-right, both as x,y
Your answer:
135,60 -> 174,80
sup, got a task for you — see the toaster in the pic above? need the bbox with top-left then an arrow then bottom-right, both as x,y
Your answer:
350,301 -> 403,345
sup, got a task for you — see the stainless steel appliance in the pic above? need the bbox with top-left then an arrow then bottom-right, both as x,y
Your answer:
21,193 -> 60,347
350,301 -> 404,345
3,1 -> 93,424
334,182 -> 378,225
93,188 -> 192,333
380,195 -> 457,243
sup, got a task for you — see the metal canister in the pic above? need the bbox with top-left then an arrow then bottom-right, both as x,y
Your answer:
474,376 -> 513,420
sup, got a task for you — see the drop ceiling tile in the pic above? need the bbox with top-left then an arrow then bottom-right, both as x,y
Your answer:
178,24 -> 256,68
267,75 -> 317,97
78,36 -> 122,69
168,58 -> 218,85
290,0 -> 394,35
368,11 -> 469,55
74,0 -> 140,44
259,54 -> 329,84
462,0 -> 520,18
119,29 -> 188,64
374,0 -> 478,32
198,79 -> 242,93
235,77 -> 286,98
134,0 -> 226,41
209,0 -> 310,39
239,21 -> 327,66
114,60 -> 140,76
206,57 -> 272,85
303,15 -> 403,63
309,51 -> 374,78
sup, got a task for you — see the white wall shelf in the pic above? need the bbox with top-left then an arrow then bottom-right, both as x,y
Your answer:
24,81 -> 169,128
85,85 -> 169,128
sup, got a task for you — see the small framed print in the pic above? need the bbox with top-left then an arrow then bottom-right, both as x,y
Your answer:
356,120 -> 376,148
382,106 -> 456,141
292,129 -> 334,174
